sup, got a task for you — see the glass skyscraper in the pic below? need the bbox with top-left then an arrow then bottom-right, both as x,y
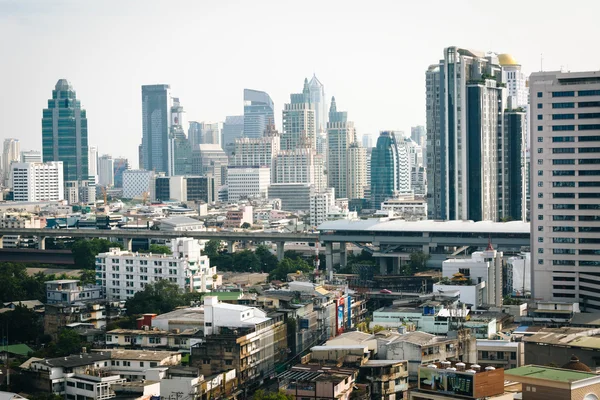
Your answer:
370,131 -> 408,209
309,74 -> 327,133
243,89 -> 274,138
141,84 -> 171,174
42,79 -> 89,186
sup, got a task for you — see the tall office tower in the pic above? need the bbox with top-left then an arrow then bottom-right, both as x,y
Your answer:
11,161 -> 64,202
232,126 -> 280,183
138,144 -> 144,170
361,134 -> 373,149
2,139 -> 20,186
188,121 -> 202,149
243,89 -> 275,139
190,122 -> 221,146
98,154 -> 114,187
21,150 -> 42,163
347,143 -> 367,200
327,97 -> 356,199
530,70 -> 600,309
191,144 -> 228,186
169,98 -> 192,176
281,79 -> 316,151
309,74 -> 327,133
411,126 -> 426,148
425,48 -> 506,221
42,79 -> 91,203
500,107 -> 527,221
141,84 -> 171,175
316,131 -> 328,162
88,146 -> 98,184
222,115 -> 245,156
370,131 -> 411,209
113,157 -> 129,188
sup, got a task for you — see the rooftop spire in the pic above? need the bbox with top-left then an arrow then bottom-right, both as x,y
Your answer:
329,96 -> 337,114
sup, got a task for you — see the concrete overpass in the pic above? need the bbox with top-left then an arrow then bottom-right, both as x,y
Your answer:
0,228 -> 318,261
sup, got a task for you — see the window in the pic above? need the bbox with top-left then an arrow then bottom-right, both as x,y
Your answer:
580,227 -> 600,232
579,124 -> 600,130
579,147 -> 600,153
578,112 -> 600,119
553,148 -> 575,153
537,115 -> 543,120
85,384 -> 93,391
553,193 -> 575,198
537,103 -> 543,109
553,170 -> 575,176
553,125 -> 575,131
150,362 -> 157,367
579,135 -> 600,142
511,352 -> 517,360
579,90 -> 600,96
553,159 -> 575,165
553,136 -> 575,142
581,261 -> 600,267
225,360 -> 233,366
553,260 -> 576,266
580,193 -> 600,198
202,359 -> 210,364
553,181 -> 575,187
140,362 -> 144,367
579,101 -> 600,107
552,102 -> 575,109
552,114 -> 575,120
67,382 -> 75,387
537,137 -> 543,142
580,204 -> 600,210
554,249 -> 576,255
537,92 -> 543,98
482,351 -> 489,359
553,215 -> 575,221
552,91 -> 574,97
77,382 -> 85,389
553,237 -> 576,243
580,181 -> 600,187
553,226 -> 575,232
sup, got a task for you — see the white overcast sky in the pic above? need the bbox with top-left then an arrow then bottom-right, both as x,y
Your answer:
1,0 -> 599,167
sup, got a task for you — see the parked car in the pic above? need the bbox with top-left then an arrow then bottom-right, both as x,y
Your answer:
380,289 -> 392,294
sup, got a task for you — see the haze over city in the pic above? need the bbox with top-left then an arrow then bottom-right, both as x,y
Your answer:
2,0 -> 599,164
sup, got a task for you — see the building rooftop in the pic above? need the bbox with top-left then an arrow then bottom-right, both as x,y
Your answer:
505,365 -> 598,383
523,328 -> 600,348
94,349 -> 180,361
38,353 -> 110,368
318,219 -> 530,234
46,279 -> 80,285
378,331 -> 454,346
476,340 -> 520,349
152,307 -> 205,323
0,344 -> 34,356
363,360 -> 406,367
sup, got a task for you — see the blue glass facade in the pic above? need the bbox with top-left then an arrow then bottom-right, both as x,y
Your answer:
243,89 -> 274,138
370,132 -> 399,209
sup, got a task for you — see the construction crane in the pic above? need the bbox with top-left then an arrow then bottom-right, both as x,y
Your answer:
142,191 -> 149,206
100,186 -> 108,205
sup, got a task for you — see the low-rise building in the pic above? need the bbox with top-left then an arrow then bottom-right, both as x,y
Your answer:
522,328 -> 600,370
521,301 -> 581,326
505,364 -> 600,400
44,302 -> 118,340
359,360 -> 409,400
223,205 -> 253,228
46,280 -> 104,305
94,349 -> 181,382
378,194 -> 427,220
279,365 -> 356,400
476,340 -> 524,370
105,328 -> 202,353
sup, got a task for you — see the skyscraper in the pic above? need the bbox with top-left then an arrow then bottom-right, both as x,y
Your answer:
2,138 -> 20,187
501,109 -> 527,221
327,97 -> 356,199
113,157 -> 129,188
42,79 -> 90,203
530,70 -> 600,310
425,47 -> 506,221
243,89 -> 274,139
370,131 -> 410,209
98,154 -> 114,187
222,115 -> 244,156
309,74 -> 327,133
281,79 -> 316,151
361,134 -> 373,149
411,125 -> 426,148
88,146 -> 98,184
169,98 -> 192,176
141,84 -> 171,175
347,143 -> 367,200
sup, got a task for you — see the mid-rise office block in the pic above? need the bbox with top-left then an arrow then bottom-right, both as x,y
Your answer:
122,170 -> 153,199
231,130 -> 279,182
530,70 -> 600,310
268,183 -> 313,212
21,150 -> 42,163
98,154 -> 114,187
227,166 -> 270,202
243,89 -> 274,139
192,144 -> 228,186
11,161 -> 64,202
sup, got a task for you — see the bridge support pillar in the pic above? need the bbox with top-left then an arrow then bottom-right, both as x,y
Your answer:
380,258 -> 387,275
392,257 -> 400,275
422,244 -> 430,255
124,238 -> 133,252
227,241 -> 234,254
339,242 -> 347,268
325,242 -> 333,281
276,242 -> 285,261
38,236 -> 46,250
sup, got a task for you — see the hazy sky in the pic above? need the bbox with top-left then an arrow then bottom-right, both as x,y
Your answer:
2,0 -> 600,167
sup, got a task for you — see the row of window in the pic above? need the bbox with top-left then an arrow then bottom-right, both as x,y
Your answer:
548,102 -> 600,109
540,90 -> 600,97
551,204 -> 600,210
538,259 -> 600,267
550,159 -> 600,165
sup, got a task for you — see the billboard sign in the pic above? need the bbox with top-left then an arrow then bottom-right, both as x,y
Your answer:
418,367 -> 474,398
336,297 -> 345,335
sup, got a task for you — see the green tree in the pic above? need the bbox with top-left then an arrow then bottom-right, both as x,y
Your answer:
241,222 -> 251,229
409,251 -> 430,273
269,257 -> 313,281
283,250 -> 303,261
141,244 -> 172,255
125,280 -> 187,316
71,239 -> 121,270
255,245 -> 278,273
232,250 -> 261,272
0,305 -> 43,344
54,329 -> 87,356
253,390 -> 293,400
204,239 -> 221,259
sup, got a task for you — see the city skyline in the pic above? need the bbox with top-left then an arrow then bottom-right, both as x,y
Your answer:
3,0 -> 598,165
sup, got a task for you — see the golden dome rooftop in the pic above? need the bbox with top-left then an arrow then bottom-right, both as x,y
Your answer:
498,53 -> 519,66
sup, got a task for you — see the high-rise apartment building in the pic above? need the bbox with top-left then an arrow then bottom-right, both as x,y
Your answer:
370,131 -> 411,209
243,89 -> 274,139
2,139 -> 20,187
347,143 -> 367,200
21,151 -> 42,163
308,74 -> 327,133
530,70 -> 600,310
42,79 -> 91,203
501,109 -> 527,221
499,54 -> 529,108
113,157 -> 129,189
169,98 -> 192,176
425,48 -> 507,221
327,97 -> 356,199
98,155 -> 114,187
88,146 -> 98,184
309,188 -> 335,227
232,126 -> 279,183
281,79 -> 316,151
275,147 -> 318,186
11,161 -> 64,202
141,84 -> 171,175
227,166 -> 270,203
221,115 -> 244,156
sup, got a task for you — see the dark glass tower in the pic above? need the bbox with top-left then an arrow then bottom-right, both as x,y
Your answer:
370,131 -> 399,209
243,89 -> 274,139
141,84 -> 171,174
42,79 -> 89,184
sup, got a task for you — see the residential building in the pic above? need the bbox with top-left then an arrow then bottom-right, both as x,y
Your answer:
370,131 -> 411,209
275,146 -> 319,185
505,364 -> 600,400
46,280 -> 104,305
499,54 -> 529,108
507,252 -> 531,296
309,188 -> 335,227
191,296 -> 287,386
476,339 -> 524,369
223,205 -> 253,228
96,238 -> 218,301
378,193 -> 427,220
11,162 -> 64,202
231,132 -> 279,182
191,144 -> 228,186
309,74 -> 327,133
426,48 -> 507,221
122,170 -> 153,199
501,108 -> 527,221
88,146 -> 98,184
141,84 -> 171,175
98,154 -> 114,187
359,360 -> 409,400
282,79 -> 316,151
327,97 -> 356,199
280,368 -> 356,400
221,115 -> 244,156
521,328 -> 600,369
347,143 -> 367,201
243,89 -> 275,139
268,183 -> 313,212
105,329 -> 202,353
2,138 -> 20,187
42,79 -> 91,203
97,349 -> 181,382
227,166 -> 270,202
113,157 -> 129,189
410,362 -> 511,400
530,70 -> 600,310
21,150 -> 42,163
44,302 -> 117,339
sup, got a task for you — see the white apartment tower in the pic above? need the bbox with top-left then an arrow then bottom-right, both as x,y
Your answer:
11,161 -> 64,202
530,70 -> 600,311
89,146 -> 98,184
232,128 -> 279,182
2,138 -> 20,187
226,166 -> 270,203
309,188 -> 335,227
281,79 -> 316,151
347,143 -> 367,200
327,97 -> 356,199
96,237 -> 219,301
98,154 -> 114,187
